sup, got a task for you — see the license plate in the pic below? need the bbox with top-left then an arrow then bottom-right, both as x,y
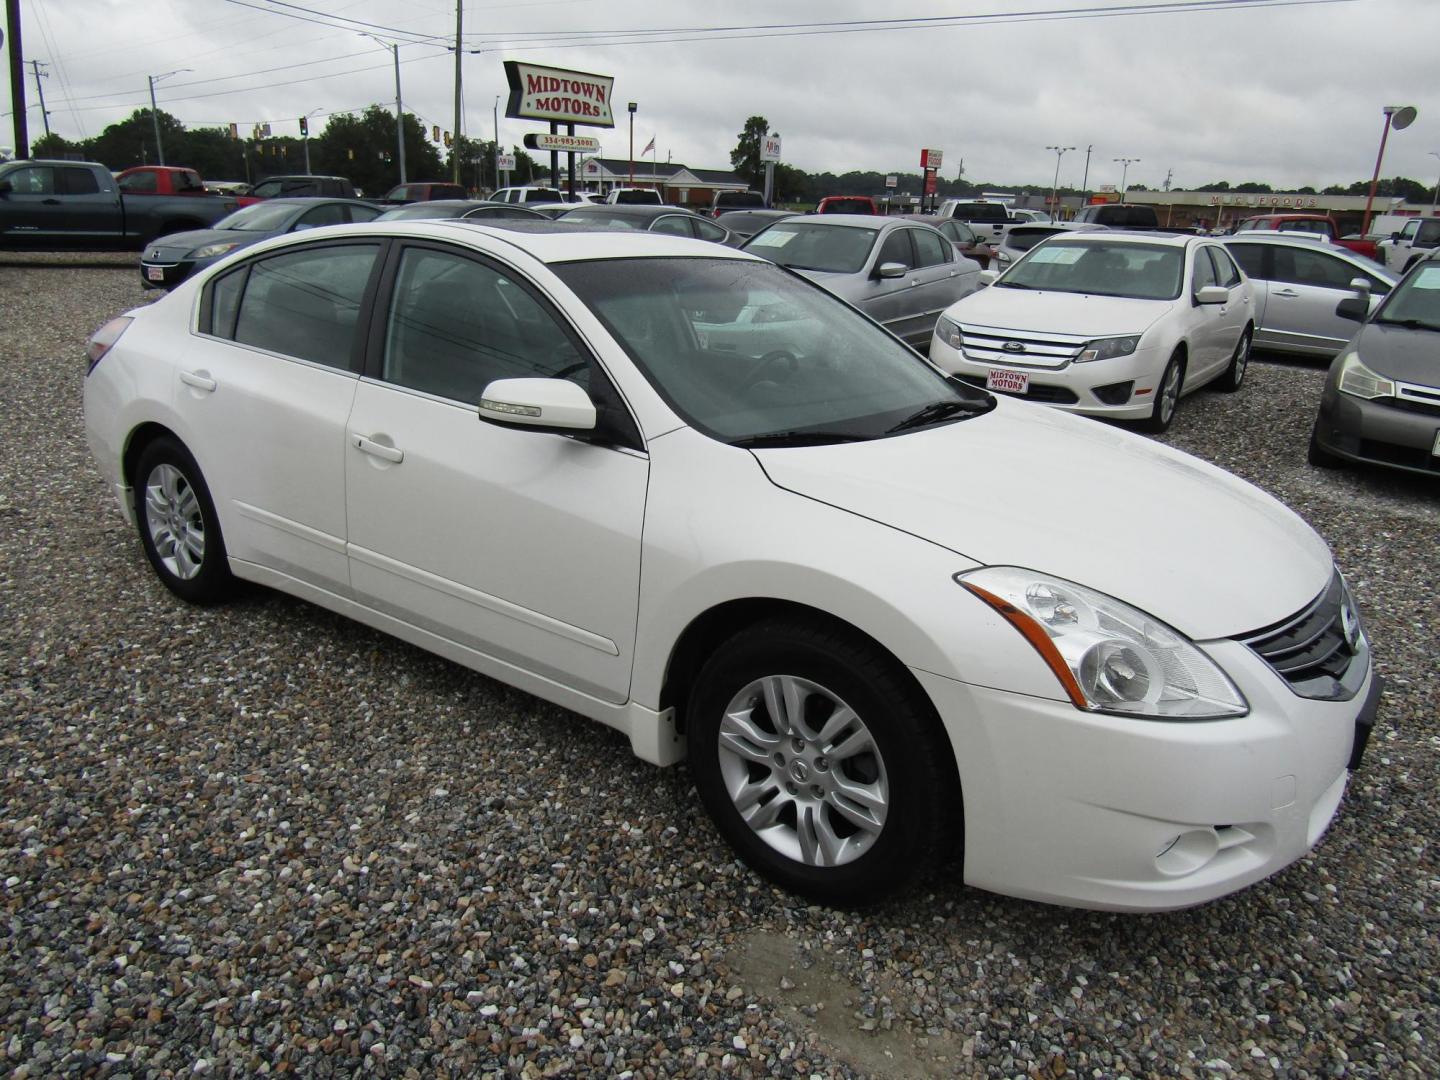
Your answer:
145,266 -> 165,282
986,368 -> 1029,394
1432,430 -> 1440,457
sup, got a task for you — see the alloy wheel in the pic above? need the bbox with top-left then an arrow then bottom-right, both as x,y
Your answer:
143,463 -> 206,580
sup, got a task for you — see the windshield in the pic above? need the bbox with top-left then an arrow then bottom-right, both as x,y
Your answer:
553,257 -> 991,443
999,240 -> 1183,300
212,202 -> 303,232
1373,262 -> 1440,330
741,222 -> 878,275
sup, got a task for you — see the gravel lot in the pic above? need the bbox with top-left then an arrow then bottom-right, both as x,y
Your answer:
1,253 -> 1436,1078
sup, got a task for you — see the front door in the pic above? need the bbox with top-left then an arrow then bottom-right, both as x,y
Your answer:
344,242 -> 648,704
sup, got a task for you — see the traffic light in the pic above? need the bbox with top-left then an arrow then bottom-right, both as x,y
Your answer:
444,131 -> 452,148
299,116 -> 308,137
432,124 -> 440,143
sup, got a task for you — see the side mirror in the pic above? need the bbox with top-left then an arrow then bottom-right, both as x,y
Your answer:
876,261 -> 907,279
1390,231 -> 1402,242
0,179 -> 11,195
478,378 -> 596,432
1195,285 -> 1230,305
977,269 -> 999,286
1348,276 -> 1372,296
1335,296 -> 1368,322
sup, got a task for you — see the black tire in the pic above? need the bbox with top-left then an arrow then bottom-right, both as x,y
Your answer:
1218,327 -> 1251,393
687,617 -> 956,906
1143,351 -> 1185,433
1307,423 -> 1343,469
131,437 -> 234,604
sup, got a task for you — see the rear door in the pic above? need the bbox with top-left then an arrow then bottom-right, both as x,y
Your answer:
1261,244 -> 1387,355
909,227 -> 972,345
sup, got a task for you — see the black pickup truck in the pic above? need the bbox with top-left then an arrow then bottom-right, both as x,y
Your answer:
0,160 -> 238,251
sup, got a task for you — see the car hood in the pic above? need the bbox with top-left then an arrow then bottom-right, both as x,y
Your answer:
753,399 -> 1332,640
949,285 -> 1172,337
144,228 -> 267,261
1354,320 -> 1440,386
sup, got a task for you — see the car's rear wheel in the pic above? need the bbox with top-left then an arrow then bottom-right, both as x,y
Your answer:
687,617 -> 955,905
132,437 -> 233,604
1143,352 -> 1185,433
1218,328 -> 1251,392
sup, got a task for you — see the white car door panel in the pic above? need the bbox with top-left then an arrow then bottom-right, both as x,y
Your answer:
343,243 -> 647,703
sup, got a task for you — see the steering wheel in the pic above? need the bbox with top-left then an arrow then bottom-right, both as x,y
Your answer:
744,349 -> 798,387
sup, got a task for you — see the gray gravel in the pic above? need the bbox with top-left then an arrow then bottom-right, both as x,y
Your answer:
1,253 -> 1436,1078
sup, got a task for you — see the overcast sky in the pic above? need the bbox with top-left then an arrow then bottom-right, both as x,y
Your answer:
5,0 -> 1438,193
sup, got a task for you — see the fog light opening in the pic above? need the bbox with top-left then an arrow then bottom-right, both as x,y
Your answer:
1154,828 -> 1220,877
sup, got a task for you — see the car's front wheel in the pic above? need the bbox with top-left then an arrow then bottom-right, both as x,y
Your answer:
1307,423 -> 1343,469
1218,328 -> 1251,392
1143,352 -> 1185,433
132,437 -> 233,603
687,617 -> 955,905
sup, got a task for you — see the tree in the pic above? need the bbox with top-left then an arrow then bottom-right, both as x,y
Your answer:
730,116 -> 770,189
311,106 -> 442,197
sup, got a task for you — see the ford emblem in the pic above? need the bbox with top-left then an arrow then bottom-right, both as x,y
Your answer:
1002,341 -> 1026,353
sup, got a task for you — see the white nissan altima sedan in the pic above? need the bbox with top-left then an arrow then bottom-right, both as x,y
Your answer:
84,220 -> 1379,911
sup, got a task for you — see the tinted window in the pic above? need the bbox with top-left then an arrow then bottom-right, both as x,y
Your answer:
1275,248 -> 1366,290
1418,221 -> 1440,246
911,228 -> 950,267
295,203 -> 350,230
1193,247 -> 1218,291
1278,220 -> 1327,235
208,268 -> 246,338
1227,243 -> 1266,279
57,168 -> 101,195
118,171 -> 157,194
350,205 -> 381,223
1208,246 -> 1242,288
877,230 -> 914,270
951,203 -> 1009,222
694,218 -> 729,243
251,180 -> 281,198
6,167 -> 53,194
381,247 -> 590,404
651,215 -> 693,237
940,221 -> 977,244
178,171 -> 205,193
233,244 -> 379,367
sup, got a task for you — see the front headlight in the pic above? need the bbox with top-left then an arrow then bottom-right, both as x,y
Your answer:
1077,335 -> 1142,363
995,251 -> 1014,265
191,241 -> 242,260
957,567 -> 1248,720
935,315 -> 963,350
1335,351 -> 1394,400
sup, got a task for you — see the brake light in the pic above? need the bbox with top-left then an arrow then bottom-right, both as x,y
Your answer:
87,316 -> 133,373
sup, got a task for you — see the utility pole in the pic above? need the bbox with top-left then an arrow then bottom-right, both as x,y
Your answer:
493,95 -> 501,191
6,0 -> 30,160
1080,144 -> 1093,205
1163,167 -> 1173,192
628,102 -> 637,185
27,59 -> 48,139
451,0 -> 462,184
146,70 -> 188,166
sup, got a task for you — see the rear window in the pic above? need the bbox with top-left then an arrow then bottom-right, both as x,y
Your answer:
819,198 -> 875,214
951,203 -> 1010,222
612,189 -> 662,205
1007,227 -> 1067,252
714,191 -> 766,211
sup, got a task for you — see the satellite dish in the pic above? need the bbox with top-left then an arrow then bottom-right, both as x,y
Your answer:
1390,106 -> 1418,130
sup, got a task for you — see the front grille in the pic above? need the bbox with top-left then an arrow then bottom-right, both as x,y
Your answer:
1356,439 -> 1440,473
955,322 -> 1088,369
956,374 -> 1080,404
1235,572 -> 1366,700
1390,380 -> 1440,418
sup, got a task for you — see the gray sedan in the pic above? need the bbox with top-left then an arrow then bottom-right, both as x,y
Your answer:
741,215 -> 982,350
1222,234 -> 1397,358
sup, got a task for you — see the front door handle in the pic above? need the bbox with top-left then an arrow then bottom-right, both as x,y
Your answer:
1272,288 -> 1300,298
352,434 -> 404,463
179,370 -> 216,392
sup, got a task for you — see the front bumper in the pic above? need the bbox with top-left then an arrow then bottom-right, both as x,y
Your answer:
139,258 -> 196,290
914,638 -> 1378,912
1314,388 -> 1440,478
929,336 -> 1165,420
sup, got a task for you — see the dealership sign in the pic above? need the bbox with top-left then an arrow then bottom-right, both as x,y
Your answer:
920,148 -> 943,170
496,153 -> 516,171
761,135 -> 782,162
504,62 -> 615,128
525,133 -> 602,153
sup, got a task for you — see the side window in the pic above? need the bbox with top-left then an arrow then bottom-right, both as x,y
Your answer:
118,171 -> 157,194
206,267 -> 247,338
912,228 -> 951,267
1208,247 -> 1242,288
1227,243 -> 1266,280
1192,247 -> 1218,292
876,230 -> 914,270
233,244 -> 379,367
349,205 -> 381,223
295,203 -> 349,230
1274,248 -> 1357,290
948,221 -> 977,244
7,167 -> 53,194
695,218 -> 728,243
1399,220 -> 1419,240
1418,221 -> 1440,247
381,247 -> 592,404
178,171 -> 205,193
651,215 -> 693,237
252,181 -> 279,198
390,186 -> 411,201
57,168 -> 101,195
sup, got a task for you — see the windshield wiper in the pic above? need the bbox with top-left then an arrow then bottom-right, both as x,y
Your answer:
995,281 -> 1032,289
1379,317 -> 1440,332
886,397 -> 992,434
731,430 -> 871,448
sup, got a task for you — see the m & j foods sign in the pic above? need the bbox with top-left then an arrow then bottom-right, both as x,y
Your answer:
504,62 -> 615,128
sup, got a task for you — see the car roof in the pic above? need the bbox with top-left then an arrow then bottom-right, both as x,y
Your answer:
345,219 -> 760,264
1046,230 -> 1197,247
563,204 -> 698,219
770,214 -> 897,231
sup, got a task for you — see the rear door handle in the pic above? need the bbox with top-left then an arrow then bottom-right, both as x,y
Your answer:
1272,288 -> 1300,298
351,434 -> 404,463
179,370 -> 216,392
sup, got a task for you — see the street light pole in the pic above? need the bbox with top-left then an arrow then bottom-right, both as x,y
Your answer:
1430,150 -> 1440,213
1080,143 -> 1093,205
628,102 -> 637,186
146,69 -> 189,166
1362,105 -> 1416,237
493,95 -> 500,191
5,0 -> 30,160
1045,145 -> 1074,219
451,0 -> 462,185
1113,157 -> 1140,199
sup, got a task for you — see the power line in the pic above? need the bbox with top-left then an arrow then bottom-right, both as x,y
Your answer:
217,0 -> 452,47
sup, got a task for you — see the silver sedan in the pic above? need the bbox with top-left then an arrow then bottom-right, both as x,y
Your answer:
741,215 -> 982,350
1221,234 -> 1397,358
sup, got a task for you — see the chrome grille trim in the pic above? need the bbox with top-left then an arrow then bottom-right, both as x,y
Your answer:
1235,571 -> 1367,701
954,321 -> 1089,370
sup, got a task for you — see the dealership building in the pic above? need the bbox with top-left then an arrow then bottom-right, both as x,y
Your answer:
1010,189 -> 1437,233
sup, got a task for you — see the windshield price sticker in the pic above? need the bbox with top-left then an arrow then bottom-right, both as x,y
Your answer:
1413,266 -> 1440,290
1029,247 -> 1084,265
748,231 -> 794,249
986,369 -> 1030,394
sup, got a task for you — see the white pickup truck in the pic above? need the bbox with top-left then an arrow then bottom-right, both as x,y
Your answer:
1376,217 -> 1440,273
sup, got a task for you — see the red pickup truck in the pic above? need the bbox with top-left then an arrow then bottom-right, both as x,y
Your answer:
115,166 -> 216,198
1232,213 -> 1378,261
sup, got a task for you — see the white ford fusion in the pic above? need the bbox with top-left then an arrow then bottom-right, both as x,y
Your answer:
84,221 -> 1378,911
929,232 -> 1256,432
